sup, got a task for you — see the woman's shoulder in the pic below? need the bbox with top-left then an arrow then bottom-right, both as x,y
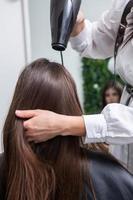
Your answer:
84,149 -> 133,200
85,149 -> 121,166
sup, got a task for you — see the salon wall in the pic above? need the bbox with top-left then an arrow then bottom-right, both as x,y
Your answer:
0,0 -> 31,152
28,0 -> 112,106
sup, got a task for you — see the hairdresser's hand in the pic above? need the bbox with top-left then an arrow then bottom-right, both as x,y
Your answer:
15,110 -> 85,143
71,11 -> 85,37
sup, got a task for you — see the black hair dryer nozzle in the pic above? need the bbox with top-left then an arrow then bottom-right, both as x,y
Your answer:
50,0 -> 81,51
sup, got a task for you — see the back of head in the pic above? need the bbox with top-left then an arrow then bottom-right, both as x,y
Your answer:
3,59 -> 89,200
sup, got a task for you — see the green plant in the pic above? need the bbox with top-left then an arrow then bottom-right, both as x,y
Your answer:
82,58 -> 114,114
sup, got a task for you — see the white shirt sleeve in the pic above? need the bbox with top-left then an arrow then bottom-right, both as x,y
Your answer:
83,103 -> 133,145
70,0 -> 129,59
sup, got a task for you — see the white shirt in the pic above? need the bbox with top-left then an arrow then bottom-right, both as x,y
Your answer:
70,0 -> 133,166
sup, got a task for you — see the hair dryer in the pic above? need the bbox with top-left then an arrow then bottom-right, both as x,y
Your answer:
50,0 -> 81,51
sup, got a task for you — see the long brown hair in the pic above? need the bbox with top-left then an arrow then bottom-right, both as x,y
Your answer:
3,59 -> 96,200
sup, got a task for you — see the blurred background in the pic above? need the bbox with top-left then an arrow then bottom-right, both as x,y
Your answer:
0,0 -> 113,151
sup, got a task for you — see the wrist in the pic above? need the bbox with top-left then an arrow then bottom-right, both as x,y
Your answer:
71,20 -> 85,37
62,115 -> 86,137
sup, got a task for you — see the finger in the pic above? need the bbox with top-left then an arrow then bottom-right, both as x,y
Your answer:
23,119 -> 33,129
34,140 -> 40,144
34,140 -> 45,144
26,136 -> 44,143
25,130 -> 44,136
27,137 -> 34,142
25,130 -> 44,138
34,137 -> 47,143
24,130 -> 34,136
26,133 -> 48,143
15,110 -> 38,118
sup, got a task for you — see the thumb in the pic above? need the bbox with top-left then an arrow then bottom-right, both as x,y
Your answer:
15,110 -> 38,118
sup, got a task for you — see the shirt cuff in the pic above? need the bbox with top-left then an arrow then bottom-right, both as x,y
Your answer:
83,114 -> 107,144
70,20 -> 92,50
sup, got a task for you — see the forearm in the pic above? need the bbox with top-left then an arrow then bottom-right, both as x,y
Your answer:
70,0 -> 129,59
61,115 -> 86,137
